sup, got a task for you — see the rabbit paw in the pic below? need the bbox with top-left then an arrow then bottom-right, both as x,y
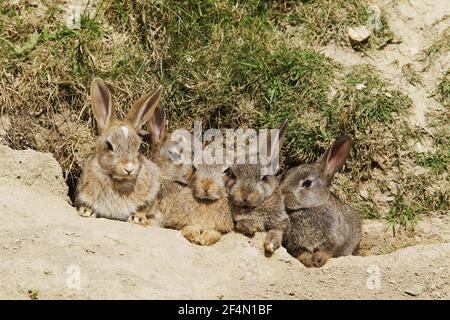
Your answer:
77,206 -> 94,218
182,225 -> 202,245
298,250 -> 330,268
127,214 -> 150,226
200,230 -> 221,246
311,251 -> 330,268
236,220 -> 260,237
263,230 -> 282,256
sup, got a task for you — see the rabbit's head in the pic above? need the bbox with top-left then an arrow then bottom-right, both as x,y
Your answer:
191,163 -> 230,201
227,120 -> 288,208
281,135 -> 352,211
146,105 -> 194,185
227,164 -> 279,207
90,78 -> 162,181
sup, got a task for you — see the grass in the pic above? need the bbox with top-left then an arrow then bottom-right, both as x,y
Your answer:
0,0 -> 446,229
419,26 -> 450,70
385,195 -> 423,233
273,0 -> 393,48
436,70 -> 450,106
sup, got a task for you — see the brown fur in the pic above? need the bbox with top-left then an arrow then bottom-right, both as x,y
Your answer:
227,120 -> 290,255
160,162 -> 234,246
74,79 -> 161,223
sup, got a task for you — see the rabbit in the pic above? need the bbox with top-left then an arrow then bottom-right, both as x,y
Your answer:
145,104 -> 194,200
227,120 -> 289,256
134,104 -> 194,226
280,135 -> 361,268
159,155 -> 234,246
74,78 -> 162,225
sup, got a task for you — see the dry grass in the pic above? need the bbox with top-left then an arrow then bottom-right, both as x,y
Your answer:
272,0 -> 393,48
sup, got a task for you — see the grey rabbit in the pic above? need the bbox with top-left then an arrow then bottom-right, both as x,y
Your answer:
227,120 -> 290,256
280,135 -> 361,268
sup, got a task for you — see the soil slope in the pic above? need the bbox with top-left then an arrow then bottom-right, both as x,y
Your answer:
0,146 -> 448,299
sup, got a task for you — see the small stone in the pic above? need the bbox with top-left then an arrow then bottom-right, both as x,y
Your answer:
359,189 -> 369,199
348,26 -> 371,43
355,83 -> 366,90
405,285 -> 423,296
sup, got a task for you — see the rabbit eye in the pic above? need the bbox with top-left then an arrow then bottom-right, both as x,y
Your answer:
302,179 -> 312,188
225,167 -> 236,179
261,175 -> 269,182
139,142 -> 148,153
106,141 -> 114,151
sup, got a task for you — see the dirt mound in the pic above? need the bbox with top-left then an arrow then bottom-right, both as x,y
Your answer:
0,147 -> 448,299
0,145 -> 67,198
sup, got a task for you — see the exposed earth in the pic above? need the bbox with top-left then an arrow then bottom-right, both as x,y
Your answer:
0,145 -> 448,300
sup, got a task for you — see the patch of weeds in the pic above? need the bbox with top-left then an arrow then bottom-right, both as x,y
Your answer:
419,27 -> 449,70
436,70 -> 450,106
401,63 -> 422,87
385,195 -> 423,231
359,204 -> 380,220
414,152 -> 449,175
329,64 -> 413,133
274,0 -> 393,48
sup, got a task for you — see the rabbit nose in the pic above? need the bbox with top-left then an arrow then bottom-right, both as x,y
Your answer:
124,163 -> 135,175
201,180 -> 213,193
241,192 -> 249,202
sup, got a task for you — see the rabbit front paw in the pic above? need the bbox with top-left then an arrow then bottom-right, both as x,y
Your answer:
77,206 -> 94,218
128,214 -> 149,226
182,225 -> 202,245
235,220 -> 261,237
298,250 -> 330,268
263,230 -> 283,256
200,229 -> 221,246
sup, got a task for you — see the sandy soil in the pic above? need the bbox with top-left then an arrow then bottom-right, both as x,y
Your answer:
0,145 -> 448,300
322,0 -> 449,128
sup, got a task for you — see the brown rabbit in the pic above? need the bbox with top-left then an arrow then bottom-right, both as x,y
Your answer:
74,79 -> 161,224
280,135 -> 361,268
159,157 -> 234,246
227,120 -> 289,256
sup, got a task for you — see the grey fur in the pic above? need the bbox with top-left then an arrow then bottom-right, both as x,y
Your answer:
280,135 -> 361,266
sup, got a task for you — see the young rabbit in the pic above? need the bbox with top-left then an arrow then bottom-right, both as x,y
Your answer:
159,158 -> 234,246
74,79 -> 161,224
146,105 -> 194,200
227,120 -> 289,256
280,135 -> 361,268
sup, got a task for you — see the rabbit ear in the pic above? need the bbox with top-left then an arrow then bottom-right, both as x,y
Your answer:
127,85 -> 163,130
320,135 -> 352,179
148,104 -> 166,144
259,119 -> 289,154
276,118 -> 289,147
90,78 -> 116,132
